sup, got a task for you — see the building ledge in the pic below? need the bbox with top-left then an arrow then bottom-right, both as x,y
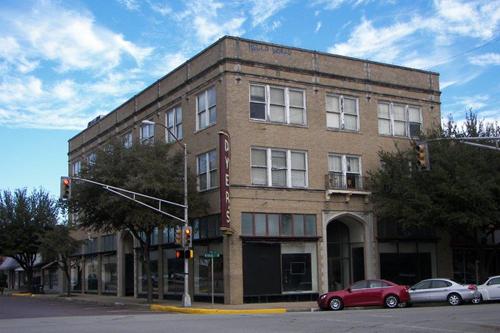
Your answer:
325,189 -> 371,203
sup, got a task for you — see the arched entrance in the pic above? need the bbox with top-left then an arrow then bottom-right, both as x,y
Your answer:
327,216 -> 365,290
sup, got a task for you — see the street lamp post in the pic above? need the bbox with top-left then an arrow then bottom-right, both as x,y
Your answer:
142,120 -> 191,307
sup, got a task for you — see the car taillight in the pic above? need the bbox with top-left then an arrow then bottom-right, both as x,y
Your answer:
467,284 -> 477,290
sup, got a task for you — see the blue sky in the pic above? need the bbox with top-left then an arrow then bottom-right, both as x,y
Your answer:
1,0 -> 499,198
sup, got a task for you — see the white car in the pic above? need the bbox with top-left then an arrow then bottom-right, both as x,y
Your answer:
477,276 -> 500,302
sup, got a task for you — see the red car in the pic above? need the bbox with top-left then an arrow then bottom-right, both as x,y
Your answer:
318,279 -> 410,311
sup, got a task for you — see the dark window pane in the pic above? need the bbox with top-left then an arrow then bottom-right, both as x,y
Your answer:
351,280 -> 368,290
282,253 -> 312,292
255,214 -> 266,236
305,215 -> 316,236
268,214 -> 280,236
250,102 -> 265,119
293,215 -> 304,236
242,213 -> 253,235
281,214 -> 292,236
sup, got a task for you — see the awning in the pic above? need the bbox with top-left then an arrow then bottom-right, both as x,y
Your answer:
0,257 -> 20,271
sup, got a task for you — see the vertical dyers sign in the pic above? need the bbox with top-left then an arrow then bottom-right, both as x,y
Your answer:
219,131 -> 231,229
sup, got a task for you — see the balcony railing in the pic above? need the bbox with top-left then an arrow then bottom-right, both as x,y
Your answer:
326,172 -> 368,191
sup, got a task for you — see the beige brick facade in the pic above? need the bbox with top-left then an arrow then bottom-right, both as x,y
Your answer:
68,36 -> 443,304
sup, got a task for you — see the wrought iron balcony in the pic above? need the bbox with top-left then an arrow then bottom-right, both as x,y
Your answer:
325,172 -> 368,191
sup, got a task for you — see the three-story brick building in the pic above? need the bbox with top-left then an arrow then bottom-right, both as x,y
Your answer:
67,36 -> 444,304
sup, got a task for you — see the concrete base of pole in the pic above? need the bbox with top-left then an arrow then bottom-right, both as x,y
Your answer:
182,293 -> 192,307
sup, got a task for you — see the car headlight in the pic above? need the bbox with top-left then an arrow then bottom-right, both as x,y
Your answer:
320,294 -> 328,300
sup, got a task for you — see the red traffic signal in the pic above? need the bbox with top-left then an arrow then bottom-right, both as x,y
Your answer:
60,176 -> 71,200
175,249 -> 184,259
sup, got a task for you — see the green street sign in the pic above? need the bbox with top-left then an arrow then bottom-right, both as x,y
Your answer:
204,250 -> 220,258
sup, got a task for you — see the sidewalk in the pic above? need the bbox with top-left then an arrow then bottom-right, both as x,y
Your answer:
7,291 -> 319,315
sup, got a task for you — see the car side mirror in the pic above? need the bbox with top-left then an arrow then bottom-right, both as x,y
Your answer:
410,287 -> 415,291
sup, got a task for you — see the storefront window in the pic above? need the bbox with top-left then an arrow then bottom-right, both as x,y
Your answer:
102,254 -> 117,293
194,244 -> 224,295
281,253 -> 312,292
163,249 -> 184,293
85,256 -> 98,292
139,250 -> 158,293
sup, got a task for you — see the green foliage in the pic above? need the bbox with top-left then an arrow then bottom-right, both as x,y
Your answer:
68,140 -> 206,243
370,111 -> 500,233
0,188 -> 59,290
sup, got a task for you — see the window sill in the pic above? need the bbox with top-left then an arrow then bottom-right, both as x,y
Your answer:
194,123 -> 217,134
240,236 -> 320,242
249,118 -> 308,129
250,185 -> 309,190
197,186 -> 219,193
326,128 -> 361,134
378,134 -> 418,140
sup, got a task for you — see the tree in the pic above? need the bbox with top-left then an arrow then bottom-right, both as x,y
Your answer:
0,189 -> 59,292
369,111 -> 500,278
40,224 -> 80,296
67,140 -> 206,303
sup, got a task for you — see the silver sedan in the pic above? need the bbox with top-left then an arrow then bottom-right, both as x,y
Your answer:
477,275 -> 500,301
408,278 -> 481,306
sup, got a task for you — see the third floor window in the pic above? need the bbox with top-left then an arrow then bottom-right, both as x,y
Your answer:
166,106 -> 183,142
250,84 -> 306,126
196,87 -> 216,130
326,94 -> 359,131
378,102 -> 422,138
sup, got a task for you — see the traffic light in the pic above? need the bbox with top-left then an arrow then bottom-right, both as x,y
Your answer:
175,226 -> 182,246
175,249 -> 184,259
183,226 -> 192,248
415,142 -> 429,170
60,177 -> 71,200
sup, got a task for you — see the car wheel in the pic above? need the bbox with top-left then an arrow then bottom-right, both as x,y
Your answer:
385,295 -> 399,308
447,293 -> 462,306
329,297 -> 343,311
472,294 -> 482,304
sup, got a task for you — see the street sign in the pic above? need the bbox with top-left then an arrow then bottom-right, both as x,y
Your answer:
204,250 -> 220,258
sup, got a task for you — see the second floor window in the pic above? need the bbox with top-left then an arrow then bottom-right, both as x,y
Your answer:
123,132 -> 133,148
87,152 -> 96,166
378,102 -> 422,138
140,121 -> 154,144
166,106 -> 183,142
250,84 -> 306,125
326,94 -> 359,131
251,148 -> 307,188
197,150 -> 217,191
328,154 -> 362,190
196,87 -> 216,130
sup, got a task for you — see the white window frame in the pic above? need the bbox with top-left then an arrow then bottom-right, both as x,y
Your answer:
196,86 -> 216,131
140,120 -> 155,144
251,147 -> 308,188
72,161 -> 81,176
196,150 -> 217,191
378,102 -> 422,138
249,84 -> 307,125
87,152 -> 96,166
326,94 -> 360,131
166,105 -> 183,142
123,132 -> 133,148
328,153 -> 362,188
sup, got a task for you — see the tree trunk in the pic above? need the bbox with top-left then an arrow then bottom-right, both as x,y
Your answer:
25,267 -> 34,293
64,261 -> 72,297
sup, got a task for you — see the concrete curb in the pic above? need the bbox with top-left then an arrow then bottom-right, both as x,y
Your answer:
150,304 -> 287,315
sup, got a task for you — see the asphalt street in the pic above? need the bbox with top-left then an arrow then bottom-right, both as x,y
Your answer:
1,295 -> 500,333
0,295 -> 152,319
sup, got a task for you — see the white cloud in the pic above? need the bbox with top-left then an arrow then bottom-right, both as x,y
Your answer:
52,80 -> 77,100
249,0 -> 290,27
148,1 -> 172,16
315,21 -> 322,33
117,0 -> 140,11
1,2 -> 153,73
328,18 -> 420,63
194,16 -> 246,44
469,53 -> 500,66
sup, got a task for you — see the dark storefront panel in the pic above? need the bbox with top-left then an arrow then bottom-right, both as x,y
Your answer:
380,252 -> 431,285
243,243 -> 281,296
282,253 -> 311,292
352,247 -> 365,282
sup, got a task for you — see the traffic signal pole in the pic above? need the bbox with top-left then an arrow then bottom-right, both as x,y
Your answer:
182,142 -> 191,307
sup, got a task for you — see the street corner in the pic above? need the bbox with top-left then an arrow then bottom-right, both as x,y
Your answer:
150,304 -> 287,315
